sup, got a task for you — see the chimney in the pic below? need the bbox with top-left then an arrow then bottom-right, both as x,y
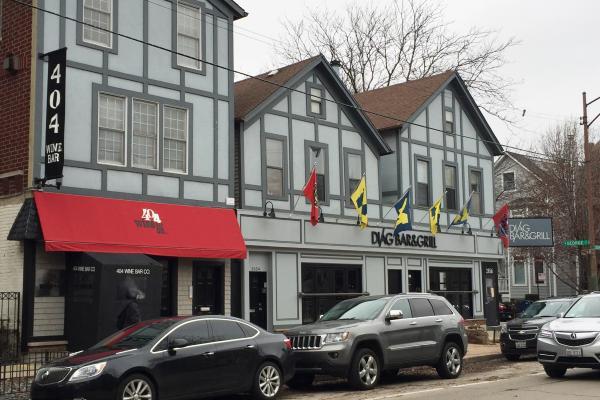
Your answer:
330,59 -> 342,77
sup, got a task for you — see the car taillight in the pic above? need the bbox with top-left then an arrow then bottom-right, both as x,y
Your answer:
284,338 -> 292,350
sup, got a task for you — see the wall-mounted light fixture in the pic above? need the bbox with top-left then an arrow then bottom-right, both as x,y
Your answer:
3,54 -> 22,75
461,223 -> 473,235
263,201 -> 276,218
318,206 -> 325,223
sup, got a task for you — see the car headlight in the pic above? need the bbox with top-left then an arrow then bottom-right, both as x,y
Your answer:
323,332 -> 350,344
500,323 -> 507,334
538,329 -> 553,339
69,361 -> 107,382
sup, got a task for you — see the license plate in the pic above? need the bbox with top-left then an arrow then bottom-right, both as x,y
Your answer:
515,341 -> 527,349
565,348 -> 582,357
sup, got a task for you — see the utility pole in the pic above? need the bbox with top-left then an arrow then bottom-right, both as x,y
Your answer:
582,92 -> 598,291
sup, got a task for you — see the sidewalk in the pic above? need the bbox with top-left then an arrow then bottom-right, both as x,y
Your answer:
465,343 -> 502,362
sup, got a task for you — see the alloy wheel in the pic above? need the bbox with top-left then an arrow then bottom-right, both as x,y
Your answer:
445,347 -> 462,375
259,365 -> 281,398
122,379 -> 152,400
359,354 -> 378,386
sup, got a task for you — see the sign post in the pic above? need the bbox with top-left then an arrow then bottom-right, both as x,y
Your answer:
41,48 -> 67,187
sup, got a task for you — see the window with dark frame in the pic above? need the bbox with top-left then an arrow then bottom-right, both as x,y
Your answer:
346,153 -> 362,206
444,90 -> 454,133
308,86 -> 325,117
176,2 -> 202,70
98,93 -> 126,165
132,100 -> 158,169
534,260 -> 545,284
309,146 -> 327,202
82,0 -> 113,48
444,164 -> 457,210
381,135 -> 399,205
469,169 -> 482,214
266,138 -> 285,198
163,106 -> 188,173
503,172 -> 515,191
415,159 -> 430,207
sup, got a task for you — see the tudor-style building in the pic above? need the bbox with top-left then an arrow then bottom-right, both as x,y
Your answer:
234,57 -> 504,331
0,0 -> 247,351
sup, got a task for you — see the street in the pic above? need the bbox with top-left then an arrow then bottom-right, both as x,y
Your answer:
218,358 -> 600,400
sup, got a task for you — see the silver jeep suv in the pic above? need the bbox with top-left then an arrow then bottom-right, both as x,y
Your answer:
285,294 -> 468,390
537,293 -> 600,377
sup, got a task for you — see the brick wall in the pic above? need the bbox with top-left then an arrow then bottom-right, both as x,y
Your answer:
0,0 -> 33,196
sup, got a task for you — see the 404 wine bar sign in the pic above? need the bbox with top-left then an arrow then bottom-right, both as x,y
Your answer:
43,48 -> 67,182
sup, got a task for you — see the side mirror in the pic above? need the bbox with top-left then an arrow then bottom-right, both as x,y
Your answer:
168,338 -> 189,353
556,312 -> 565,318
386,309 -> 403,321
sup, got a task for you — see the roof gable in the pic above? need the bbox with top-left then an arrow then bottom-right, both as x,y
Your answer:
207,0 -> 247,20
234,55 -> 391,156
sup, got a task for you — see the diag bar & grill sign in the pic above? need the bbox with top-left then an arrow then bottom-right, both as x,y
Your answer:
43,48 -> 67,181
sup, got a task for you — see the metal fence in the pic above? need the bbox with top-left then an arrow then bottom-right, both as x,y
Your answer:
1,351 -> 69,395
0,292 -> 20,362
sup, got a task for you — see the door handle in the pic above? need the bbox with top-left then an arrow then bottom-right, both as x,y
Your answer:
410,321 -> 417,326
435,319 -> 443,323
246,344 -> 256,349
202,351 -> 215,357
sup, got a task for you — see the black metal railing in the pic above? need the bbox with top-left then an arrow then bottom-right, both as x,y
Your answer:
0,292 -> 21,362
1,351 -> 69,395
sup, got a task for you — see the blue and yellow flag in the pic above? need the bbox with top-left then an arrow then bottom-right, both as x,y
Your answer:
449,192 -> 473,229
393,189 -> 412,236
351,176 -> 368,229
429,195 -> 443,235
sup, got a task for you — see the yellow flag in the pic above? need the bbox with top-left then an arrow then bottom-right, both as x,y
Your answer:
429,195 -> 443,235
351,176 -> 368,229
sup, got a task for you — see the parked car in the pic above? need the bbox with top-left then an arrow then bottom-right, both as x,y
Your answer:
537,292 -> 600,378
31,316 -> 294,400
284,294 -> 468,390
498,302 -> 513,322
500,297 -> 577,360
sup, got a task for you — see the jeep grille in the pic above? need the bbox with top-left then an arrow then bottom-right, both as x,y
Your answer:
288,335 -> 323,350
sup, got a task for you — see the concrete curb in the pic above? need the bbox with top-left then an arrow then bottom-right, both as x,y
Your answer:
465,353 -> 504,363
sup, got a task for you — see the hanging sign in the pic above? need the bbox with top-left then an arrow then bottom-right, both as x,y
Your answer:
43,48 -> 67,182
508,218 -> 553,247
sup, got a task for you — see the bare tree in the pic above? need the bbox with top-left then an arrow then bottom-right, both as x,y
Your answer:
276,0 -> 518,121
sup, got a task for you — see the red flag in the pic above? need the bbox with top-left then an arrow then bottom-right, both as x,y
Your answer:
303,168 -> 319,226
493,203 -> 510,248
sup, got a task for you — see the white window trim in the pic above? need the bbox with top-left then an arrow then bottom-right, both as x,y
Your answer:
82,0 -> 114,49
176,1 -> 202,71
97,92 -> 127,167
511,259 -> 528,287
502,170 -> 517,192
131,98 -> 160,171
162,105 -> 189,175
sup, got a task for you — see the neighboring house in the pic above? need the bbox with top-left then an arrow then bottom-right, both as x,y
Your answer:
0,0 -> 247,351
494,151 -> 578,300
234,57 -> 504,331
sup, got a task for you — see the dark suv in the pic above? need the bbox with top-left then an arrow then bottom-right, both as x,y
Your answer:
285,294 -> 468,390
500,297 -> 577,361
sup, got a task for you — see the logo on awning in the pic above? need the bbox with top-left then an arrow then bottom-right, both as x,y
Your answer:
134,208 -> 165,234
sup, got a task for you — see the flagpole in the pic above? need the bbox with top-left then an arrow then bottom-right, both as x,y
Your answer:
382,186 -> 411,220
417,190 -> 447,224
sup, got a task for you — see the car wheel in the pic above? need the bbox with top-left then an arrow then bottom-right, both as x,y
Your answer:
504,354 -> 520,361
348,348 -> 380,390
253,361 -> 282,399
286,373 -> 314,390
116,374 -> 156,400
436,342 -> 463,379
544,365 -> 567,378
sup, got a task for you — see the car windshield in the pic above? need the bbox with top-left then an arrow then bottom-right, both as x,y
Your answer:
91,319 -> 180,350
564,297 -> 600,318
521,300 -> 573,318
320,297 -> 390,321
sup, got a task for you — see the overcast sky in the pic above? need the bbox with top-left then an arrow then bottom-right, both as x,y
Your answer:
233,0 -> 600,153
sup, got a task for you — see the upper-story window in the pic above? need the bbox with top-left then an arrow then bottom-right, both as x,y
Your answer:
308,145 -> 327,203
444,164 -> 457,210
98,93 -> 126,165
266,137 -> 285,198
470,169 -> 482,215
503,172 -> 516,191
132,100 -> 158,169
346,152 -> 362,206
444,90 -> 454,133
163,106 -> 188,173
381,135 -> 398,205
177,2 -> 202,70
307,83 -> 326,118
415,158 -> 431,207
83,0 -> 113,48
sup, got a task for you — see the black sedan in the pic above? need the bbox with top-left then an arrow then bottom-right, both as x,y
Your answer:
31,316 -> 294,400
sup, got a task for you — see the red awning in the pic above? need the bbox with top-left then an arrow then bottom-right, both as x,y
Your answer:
33,191 -> 247,259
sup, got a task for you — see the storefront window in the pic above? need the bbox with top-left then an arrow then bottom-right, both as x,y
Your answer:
513,261 -> 526,285
35,265 -> 65,297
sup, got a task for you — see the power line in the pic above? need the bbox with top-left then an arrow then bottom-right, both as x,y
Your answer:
10,0 -> 582,164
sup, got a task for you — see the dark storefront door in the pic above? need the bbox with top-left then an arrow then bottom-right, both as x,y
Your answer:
408,270 -> 422,292
482,262 -> 500,326
430,267 -> 473,319
388,270 -> 403,294
249,271 -> 267,329
193,264 -> 223,315
301,264 -> 362,324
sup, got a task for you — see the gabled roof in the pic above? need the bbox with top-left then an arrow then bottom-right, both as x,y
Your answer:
234,55 -> 391,156
354,71 -> 454,131
210,0 -> 247,20
354,71 -> 504,156
234,56 -> 320,121
499,151 -> 548,179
